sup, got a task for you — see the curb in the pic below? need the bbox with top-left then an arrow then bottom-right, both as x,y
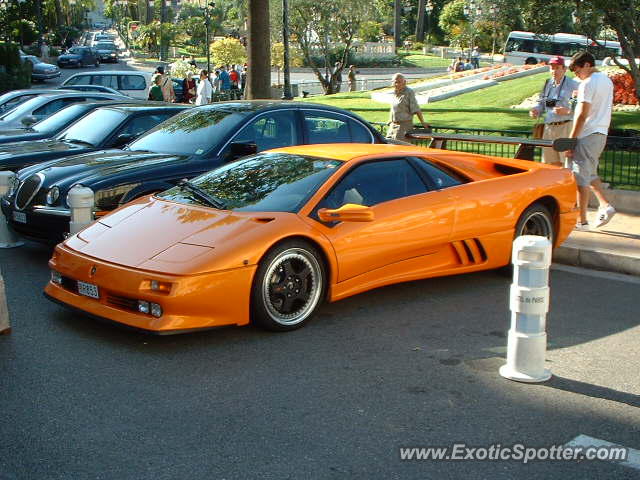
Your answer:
553,245 -> 640,276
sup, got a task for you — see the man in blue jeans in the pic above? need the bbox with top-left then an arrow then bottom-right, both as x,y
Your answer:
566,51 -> 616,230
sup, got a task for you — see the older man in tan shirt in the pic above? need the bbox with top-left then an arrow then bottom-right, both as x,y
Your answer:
387,73 -> 430,140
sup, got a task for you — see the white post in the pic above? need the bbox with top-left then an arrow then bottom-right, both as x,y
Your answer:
500,235 -> 552,383
0,274 -> 10,335
67,185 -> 95,235
0,171 -> 24,248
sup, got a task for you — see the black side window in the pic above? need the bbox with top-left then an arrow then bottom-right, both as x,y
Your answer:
117,113 -> 174,137
33,98 -> 82,118
119,75 -> 146,90
303,111 -> 352,143
349,119 -> 374,143
411,157 -> 465,190
231,110 -> 298,152
316,159 -> 427,210
66,75 -> 91,86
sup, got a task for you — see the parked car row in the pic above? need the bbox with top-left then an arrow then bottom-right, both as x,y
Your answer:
0,89 -> 577,335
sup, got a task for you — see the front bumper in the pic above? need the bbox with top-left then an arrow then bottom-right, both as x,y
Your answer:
1,197 -> 69,244
33,70 -> 61,79
45,244 -> 256,333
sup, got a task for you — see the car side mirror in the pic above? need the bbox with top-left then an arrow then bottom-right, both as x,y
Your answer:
318,203 -> 375,223
21,115 -> 37,127
229,142 -> 257,158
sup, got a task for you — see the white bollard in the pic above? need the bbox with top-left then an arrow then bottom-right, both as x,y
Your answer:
500,235 -> 552,383
0,171 -> 24,248
0,274 -> 10,335
68,185 -> 95,235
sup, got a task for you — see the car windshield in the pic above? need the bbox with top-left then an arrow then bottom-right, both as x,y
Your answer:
96,43 -> 116,50
32,104 -> 88,134
158,152 -> 341,213
0,92 -> 35,114
67,47 -> 85,54
127,108 -> 247,156
56,108 -> 127,146
0,96 -> 47,122
23,55 -> 42,64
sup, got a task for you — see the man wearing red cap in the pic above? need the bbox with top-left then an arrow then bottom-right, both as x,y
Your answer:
529,56 -> 578,166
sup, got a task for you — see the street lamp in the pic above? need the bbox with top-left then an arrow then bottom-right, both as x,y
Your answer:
200,0 -> 215,74
425,0 -> 434,50
490,4 -> 499,61
281,0 -> 292,99
463,0 -> 483,57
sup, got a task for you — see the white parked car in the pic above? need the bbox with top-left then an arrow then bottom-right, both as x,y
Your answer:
61,71 -> 153,99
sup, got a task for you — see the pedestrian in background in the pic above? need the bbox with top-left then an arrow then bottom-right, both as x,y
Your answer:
386,73 -> 430,140
182,71 -> 196,104
148,74 -> 164,101
333,61 -> 343,93
154,65 -> 176,103
347,65 -> 357,92
195,69 -> 213,106
219,65 -> 231,93
471,47 -> 480,69
529,55 -> 578,167
566,51 -> 616,230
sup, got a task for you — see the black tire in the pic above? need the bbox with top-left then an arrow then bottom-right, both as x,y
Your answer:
251,240 -> 326,332
498,203 -> 554,277
78,61 -> 84,68
95,59 -> 100,67
514,203 -> 555,244
524,57 -> 538,65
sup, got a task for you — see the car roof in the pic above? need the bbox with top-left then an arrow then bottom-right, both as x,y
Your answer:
97,102 -> 190,113
31,92 -> 127,100
194,100 -> 371,116
270,144 -> 433,162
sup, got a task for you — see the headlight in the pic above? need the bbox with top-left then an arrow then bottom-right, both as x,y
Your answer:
46,186 -> 60,205
110,53 -> 116,56
7,176 -> 20,197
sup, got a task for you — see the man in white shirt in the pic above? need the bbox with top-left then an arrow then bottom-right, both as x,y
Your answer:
566,51 -> 616,230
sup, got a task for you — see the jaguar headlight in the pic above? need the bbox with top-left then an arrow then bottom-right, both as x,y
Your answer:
7,176 -> 20,197
46,186 -> 60,205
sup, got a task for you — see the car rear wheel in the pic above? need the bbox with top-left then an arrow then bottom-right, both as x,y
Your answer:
515,203 -> 554,242
251,240 -> 326,331
95,59 -> 100,67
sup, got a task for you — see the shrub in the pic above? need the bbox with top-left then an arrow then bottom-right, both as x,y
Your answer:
0,43 -> 31,93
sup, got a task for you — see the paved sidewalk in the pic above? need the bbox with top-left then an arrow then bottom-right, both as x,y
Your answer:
554,209 -> 640,276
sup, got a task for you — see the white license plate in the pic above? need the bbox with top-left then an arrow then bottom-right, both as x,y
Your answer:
77,281 -> 99,299
12,211 -> 26,224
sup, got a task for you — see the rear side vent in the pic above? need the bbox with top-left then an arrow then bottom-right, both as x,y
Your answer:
252,217 -> 275,223
452,239 -> 488,265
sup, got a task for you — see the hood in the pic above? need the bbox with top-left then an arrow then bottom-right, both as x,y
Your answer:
0,130 -> 43,145
0,139 -> 89,169
65,197 -> 298,274
35,150 -> 189,189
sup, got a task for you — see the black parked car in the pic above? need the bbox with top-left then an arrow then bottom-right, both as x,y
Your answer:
2,101 -> 385,243
57,47 -> 100,68
0,99 -> 141,145
0,102 -> 188,171
94,42 -> 119,63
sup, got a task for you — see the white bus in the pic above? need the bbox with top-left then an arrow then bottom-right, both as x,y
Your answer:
503,31 -> 621,65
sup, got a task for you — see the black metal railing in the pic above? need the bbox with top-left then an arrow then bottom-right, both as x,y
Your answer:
372,123 -> 640,189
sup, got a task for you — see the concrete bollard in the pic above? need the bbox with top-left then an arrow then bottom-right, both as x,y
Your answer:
500,235 -> 552,383
0,274 -> 10,335
0,171 -> 24,248
68,185 -> 95,235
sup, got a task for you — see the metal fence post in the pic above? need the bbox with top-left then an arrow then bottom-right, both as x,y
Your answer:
0,171 -> 24,248
68,185 -> 95,235
500,235 -> 552,383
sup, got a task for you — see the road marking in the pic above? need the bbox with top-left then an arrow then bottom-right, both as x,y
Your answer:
552,264 -> 640,284
565,434 -> 640,470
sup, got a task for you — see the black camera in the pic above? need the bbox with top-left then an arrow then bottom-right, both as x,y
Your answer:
545,99 -> 558,108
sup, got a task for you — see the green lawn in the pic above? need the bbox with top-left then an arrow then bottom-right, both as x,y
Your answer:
303,71 -> 640,132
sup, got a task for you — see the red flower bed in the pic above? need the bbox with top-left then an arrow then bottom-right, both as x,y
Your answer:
608,71 -> 638,105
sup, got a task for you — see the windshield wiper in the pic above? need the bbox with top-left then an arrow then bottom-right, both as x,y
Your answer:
63,138 -> 94,147
178,179 -> 226,209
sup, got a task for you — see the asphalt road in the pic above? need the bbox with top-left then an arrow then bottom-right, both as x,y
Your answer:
1,241 -> 638,479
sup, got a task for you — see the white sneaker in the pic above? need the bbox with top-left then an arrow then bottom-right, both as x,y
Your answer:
595,205 -> 616,228
575,222 -> 591,231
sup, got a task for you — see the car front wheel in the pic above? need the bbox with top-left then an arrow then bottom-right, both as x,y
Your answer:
251,240 -> 326,331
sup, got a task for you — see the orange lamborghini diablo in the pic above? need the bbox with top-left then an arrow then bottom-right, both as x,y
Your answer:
45,144 -> 578,333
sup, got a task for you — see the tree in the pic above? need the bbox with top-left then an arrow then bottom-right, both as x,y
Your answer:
518,0 -> 640,98
288,1 -> 374,94
211,37 -> 247,67
271,42 -> 303,85
246,0 -> 270,99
